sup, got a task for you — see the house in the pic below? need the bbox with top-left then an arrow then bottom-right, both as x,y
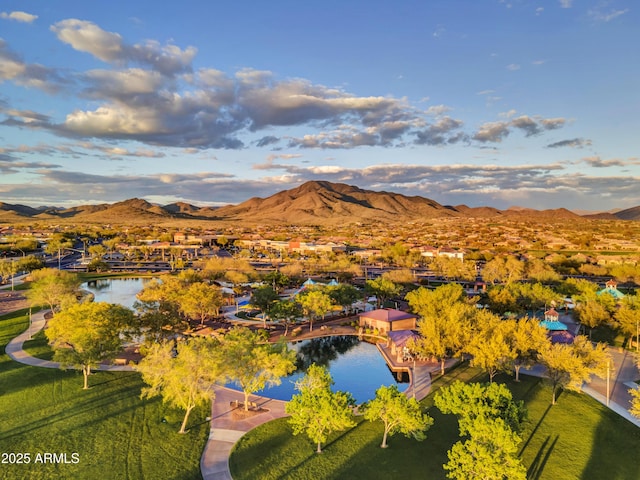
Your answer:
358,308 -> 418,334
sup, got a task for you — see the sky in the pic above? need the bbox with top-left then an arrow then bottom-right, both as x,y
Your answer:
0,0 -> 638,212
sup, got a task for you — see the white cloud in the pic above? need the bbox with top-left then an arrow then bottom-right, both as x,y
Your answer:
559,0 -> 573,8
0,11 -> 38,23
506,63 -> 521,71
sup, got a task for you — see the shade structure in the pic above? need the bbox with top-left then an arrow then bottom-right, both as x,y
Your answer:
539,320 -> 568,331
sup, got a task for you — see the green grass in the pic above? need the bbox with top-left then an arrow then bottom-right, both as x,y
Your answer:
229,365 -> 640,480
0,309 -> 208,480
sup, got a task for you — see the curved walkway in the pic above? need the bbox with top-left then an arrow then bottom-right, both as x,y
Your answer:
7,308 -> 638,480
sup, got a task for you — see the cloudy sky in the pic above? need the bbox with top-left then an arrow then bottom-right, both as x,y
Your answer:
0,0 -> 637,211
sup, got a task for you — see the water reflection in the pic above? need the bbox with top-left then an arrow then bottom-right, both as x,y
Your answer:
294,336 -> 360,370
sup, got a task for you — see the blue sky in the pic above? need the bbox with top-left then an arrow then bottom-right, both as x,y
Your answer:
0,0 -> 638,211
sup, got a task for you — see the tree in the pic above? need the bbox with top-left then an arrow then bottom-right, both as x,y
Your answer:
222,327 -> 296,411
434,381 -> 526,436
297,289 -> 333,332
326,283 -> 360,314
270,299 -> 302,335
466,311 -> 513,383
45,235 -> 73,269
179,282 -> 223,325
575,296 -> 612,337
444,417 -> 526,480
250,285 -> 279,328
506,317 -> 550,381
365,277 -> 401,309
137,337 -> 224,433
286,364 -> 356,453
406,284 -> 475,374
362,385 -> 433,448
45,302 -> 134,389
435,381 -> 527,480
481,255 -> 524,284
263,271 -> 289,293
615,294 -> 640,351
26,268 -> 80,315
134,277 -> 188,341
630,386 -> 640,419
538,335 -> 610,404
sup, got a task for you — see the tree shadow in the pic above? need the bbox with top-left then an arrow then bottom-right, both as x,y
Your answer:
527,435 -> 558,480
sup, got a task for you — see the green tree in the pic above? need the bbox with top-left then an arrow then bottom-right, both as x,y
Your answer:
297,289 -> 333,332
362,385 -> 433,448
482,255 -> 524,284
435,381 -> 527,480
506,317 -> 550,381
615,294 -> 640,351
263,270 -> 289,293
222,327 -> 296,411
26,268 -> 80,315
630,386 -> 640,419
327,283 -> 360,314
179,282 -> 223,325
365,277 -> 401,309
406,284 -> 475,374
134,277 -> 187,341
538,335 -> 610,404
286,364 -> 356,453
250,285 -> 280,328
270,299 -> 302,335
444,417 -> 527,480
46,302 -> 134,389
434,381 -> 525,436
466,311 -> 513,383
575,297 -> 612,337
137,337 -> 224,433
45,235 -> 73,269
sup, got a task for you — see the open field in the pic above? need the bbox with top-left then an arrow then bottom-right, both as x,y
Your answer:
0,308 -> 208,480
230,365 -> 640,480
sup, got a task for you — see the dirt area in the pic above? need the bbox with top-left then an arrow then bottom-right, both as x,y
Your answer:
0,290 -> 28,316
230,404 -> 269,420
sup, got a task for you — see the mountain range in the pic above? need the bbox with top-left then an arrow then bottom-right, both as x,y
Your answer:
1,181 -> 639,224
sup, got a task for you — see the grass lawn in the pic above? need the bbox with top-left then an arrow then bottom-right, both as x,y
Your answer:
0,308 -> 208,480
230,364 -> 640,480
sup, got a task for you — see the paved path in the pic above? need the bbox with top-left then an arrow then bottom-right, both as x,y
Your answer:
5,310 -> 134,371
6,304 -> 638,480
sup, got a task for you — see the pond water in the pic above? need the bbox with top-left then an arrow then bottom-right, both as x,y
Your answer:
229,335 -> 407,403
82,277 -> 150,310
81,279 -> 406,403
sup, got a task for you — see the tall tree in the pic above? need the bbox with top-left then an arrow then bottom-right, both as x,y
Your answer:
286,364 -> 356,453
506,317 -> 550,381
538,335 -> 610,404
435,381 -> 527,480
251,285 -> 280,328
26,268 -> 80,315
444,417 -> 527,480
615,294 -> 640,351
466,311 -> 513,383
179,281 -> 223,326
137,337 -> 224,433
362,385 -> 433,448
270,299 -> 302,336
222,327 -> 296,410
406,284 -> 475,374
326,283 -> 360,314
46,302 -> 134,389
365,277 -> 401,309
297,289 -> 333,332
